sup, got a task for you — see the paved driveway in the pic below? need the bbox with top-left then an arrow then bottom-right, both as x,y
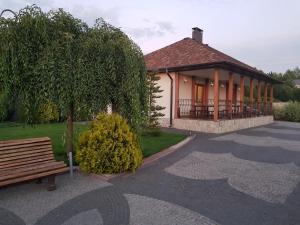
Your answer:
1,121 -> 300,225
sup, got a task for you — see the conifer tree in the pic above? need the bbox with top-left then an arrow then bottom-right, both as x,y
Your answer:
148,72 -> 165,128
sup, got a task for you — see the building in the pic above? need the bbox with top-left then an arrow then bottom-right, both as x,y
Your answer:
294,79 -> 300,88
144,27 -> 281,133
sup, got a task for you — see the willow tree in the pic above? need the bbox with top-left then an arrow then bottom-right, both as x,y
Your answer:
0,6 -> 148,175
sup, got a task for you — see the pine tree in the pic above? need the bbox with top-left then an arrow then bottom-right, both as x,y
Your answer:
148,72 -> 165,128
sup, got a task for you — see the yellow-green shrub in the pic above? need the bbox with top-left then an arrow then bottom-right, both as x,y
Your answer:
76,113 -> 142,174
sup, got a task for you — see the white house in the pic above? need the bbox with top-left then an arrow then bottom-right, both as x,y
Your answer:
144,28 -> 281,133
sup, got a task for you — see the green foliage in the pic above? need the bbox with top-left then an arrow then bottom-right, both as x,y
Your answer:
0,5 -> 148,132
270,68 -> 300,102
38,101 -> 59,123
147,72 -> 165,128
0,89 -> 10,121
273,102 -> 300,122
76,113 -> 142,174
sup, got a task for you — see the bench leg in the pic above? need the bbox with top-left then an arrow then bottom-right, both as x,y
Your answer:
47,175 -> 56,191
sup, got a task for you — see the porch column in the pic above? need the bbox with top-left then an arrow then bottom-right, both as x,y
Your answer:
234,84 -> 238,104
213,69 -> 219,121
249,78 -> 254,113
191,76 -> 195,105
257,81 -> 261,112
175,73 -> 179,118
264,82 -> 268,115
239,76 -> 245,113
228,72 -> 234,117
270,85 -> 273,113
191,76 -> 196,117
205,78 -> 209,105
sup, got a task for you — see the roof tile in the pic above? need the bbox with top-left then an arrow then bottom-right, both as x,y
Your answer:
144,38 -> 261,74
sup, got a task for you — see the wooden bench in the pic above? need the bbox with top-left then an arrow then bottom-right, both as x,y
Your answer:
0,137 -> 68,191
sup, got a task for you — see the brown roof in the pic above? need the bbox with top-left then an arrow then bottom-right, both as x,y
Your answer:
145,37 -> 262,74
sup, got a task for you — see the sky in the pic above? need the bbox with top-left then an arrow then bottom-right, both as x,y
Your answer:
1,0 -> 300,73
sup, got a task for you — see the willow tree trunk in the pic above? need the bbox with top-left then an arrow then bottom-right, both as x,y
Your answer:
67,103 -> 74,177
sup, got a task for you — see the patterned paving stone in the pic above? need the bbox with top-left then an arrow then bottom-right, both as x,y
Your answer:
0,207 -> 26,225
34,186 -> 130,225
61,209 -> 103,225
165,151 -> 300,203
271,121 -> 300,129
0,172 -> 111,225
212,133 -> 300,152
125,194 -> 219,225
253,127 -> 300,135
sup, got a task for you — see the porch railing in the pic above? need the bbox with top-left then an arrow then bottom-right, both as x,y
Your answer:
177,99 -> 272,120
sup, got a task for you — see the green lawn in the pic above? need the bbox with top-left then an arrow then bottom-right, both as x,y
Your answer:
140,131 -> 186,157
0,122 -> 186,161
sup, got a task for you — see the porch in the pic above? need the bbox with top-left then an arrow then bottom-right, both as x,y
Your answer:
175,68 -> 274,122
178,99 -> 273,120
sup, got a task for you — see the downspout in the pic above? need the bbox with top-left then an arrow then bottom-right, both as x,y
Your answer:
166,68 -> 173,127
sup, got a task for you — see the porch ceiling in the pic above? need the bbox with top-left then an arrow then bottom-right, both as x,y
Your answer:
180,69 -> 260,86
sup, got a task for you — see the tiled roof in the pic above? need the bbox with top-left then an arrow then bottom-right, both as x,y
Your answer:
144,37 -> 263,74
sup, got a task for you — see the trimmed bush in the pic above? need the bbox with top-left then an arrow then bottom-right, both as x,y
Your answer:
76,113 -> 142,174
273,102 -> 300,122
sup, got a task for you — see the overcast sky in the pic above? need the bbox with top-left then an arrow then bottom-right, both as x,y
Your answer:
1,0 -> 300,73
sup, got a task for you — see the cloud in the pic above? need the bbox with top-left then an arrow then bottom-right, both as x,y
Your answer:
156,21 -> 174,33
0,1 -> 121,26
128,21 -> 175,39
69,4 -> 120,26
221,34 -> 300,73
0,0 -> 54,12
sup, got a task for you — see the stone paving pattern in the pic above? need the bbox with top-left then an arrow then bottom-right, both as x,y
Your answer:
1,121 -> 300,225
165,151 -> 300,203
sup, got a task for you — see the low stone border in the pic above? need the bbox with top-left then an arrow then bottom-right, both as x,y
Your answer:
141,135 -> 195,167
171,116 -> 274,133
88,135 -> 196,181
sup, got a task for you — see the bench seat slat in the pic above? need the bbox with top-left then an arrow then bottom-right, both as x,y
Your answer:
0,154 -> 54,168
0,161 -> 65,176
0,144 -> 52,155
0,151 -> 54,162
0,167 -> 68,187
0,137 -> 50,146
0,162 -> 67,181
0,141 -> 51,151
0,158 -> 56,174
1,147 -> 53,159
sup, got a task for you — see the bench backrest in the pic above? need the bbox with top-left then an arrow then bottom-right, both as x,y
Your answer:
0,137 -> 55,170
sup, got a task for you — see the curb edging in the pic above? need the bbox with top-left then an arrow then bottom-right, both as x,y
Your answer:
89,134 -> 196,181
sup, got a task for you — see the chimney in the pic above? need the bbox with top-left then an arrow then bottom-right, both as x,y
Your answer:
192,27 -> 203,43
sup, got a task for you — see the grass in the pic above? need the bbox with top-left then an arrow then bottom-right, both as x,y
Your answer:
140,130 -> 186,157
0,122 -> 186,161
0,122 -> 88,162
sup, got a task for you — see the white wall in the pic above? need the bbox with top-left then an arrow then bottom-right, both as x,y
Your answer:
237,88 -> 240,101
207,84 -> 227,100
179,75 -> 192,99
155,72 -> 176,120
219,85 -> 226,100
